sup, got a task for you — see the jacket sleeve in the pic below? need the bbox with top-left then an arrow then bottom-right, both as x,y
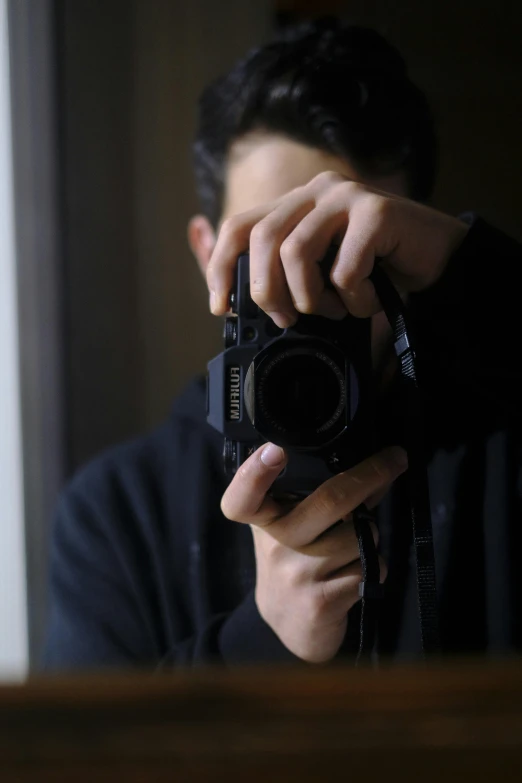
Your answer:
160,592 -> 302,667
42,480 -> 300,670
408,215 -> 522,443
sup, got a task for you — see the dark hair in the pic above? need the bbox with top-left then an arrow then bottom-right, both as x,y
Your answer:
193,18 -> 437,225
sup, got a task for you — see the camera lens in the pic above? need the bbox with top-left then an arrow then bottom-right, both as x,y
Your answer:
250,343 -> 348,448
265,355 -> 340,430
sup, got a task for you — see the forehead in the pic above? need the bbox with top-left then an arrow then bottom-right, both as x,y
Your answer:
221,133 -> 407,219
222,135 -> 355,216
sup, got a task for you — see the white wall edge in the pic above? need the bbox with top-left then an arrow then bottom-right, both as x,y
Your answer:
0,0 -> 28,681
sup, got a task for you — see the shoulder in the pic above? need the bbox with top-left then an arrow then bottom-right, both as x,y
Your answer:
56,375 -> 225,535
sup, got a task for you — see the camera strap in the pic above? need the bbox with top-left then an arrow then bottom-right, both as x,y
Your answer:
352,503 -> 382,663
353,265 -> 441,663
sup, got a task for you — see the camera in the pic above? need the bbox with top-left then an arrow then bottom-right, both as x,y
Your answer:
207,249 -> 375,497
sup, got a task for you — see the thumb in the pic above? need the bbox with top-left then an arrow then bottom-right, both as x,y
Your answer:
220,443 -> 287,524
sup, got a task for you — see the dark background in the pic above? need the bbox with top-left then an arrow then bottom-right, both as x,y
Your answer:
10,0 -> 522,664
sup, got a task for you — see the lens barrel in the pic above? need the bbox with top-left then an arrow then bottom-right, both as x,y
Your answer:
245,339 -> 350,449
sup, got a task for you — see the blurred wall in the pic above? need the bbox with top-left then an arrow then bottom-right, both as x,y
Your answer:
131,1 -> 273,433
58,0 -> 270,471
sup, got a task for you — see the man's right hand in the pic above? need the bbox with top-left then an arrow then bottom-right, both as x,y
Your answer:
221,443 -> 408,664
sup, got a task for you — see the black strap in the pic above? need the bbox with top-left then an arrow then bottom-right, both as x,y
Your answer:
352,504 -> 382,665
364,265 -> 440,657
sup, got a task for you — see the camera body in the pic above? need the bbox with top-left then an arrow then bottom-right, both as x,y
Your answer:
207,251 -> 375,497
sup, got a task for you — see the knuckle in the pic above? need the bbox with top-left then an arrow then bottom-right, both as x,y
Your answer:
344,472 -> 365,492
249,221 -> 271,249
286,183 -> 306,199
371,193 -> 390,219
220,215 -> 242,239
332,179 -> 359,202
263,535 -> 283,564
360,193 -> 390,229
280,235 -> 307,264
274,183 -> 306,205
310,170 -> 342,189
309,585 -> 329,623
294,292 -> 319,315
295,302 -> 316,315
369,455 -> 395,482
295,284 -> 323,314
283,559 -> 306,591
320,179 -> 360,209
331,264 -> 355,291
312,483 -> 348,518
320,578 -> 341,608
349,179 -> 368,198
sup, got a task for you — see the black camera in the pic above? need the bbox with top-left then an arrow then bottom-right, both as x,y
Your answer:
207,250 -> 375,497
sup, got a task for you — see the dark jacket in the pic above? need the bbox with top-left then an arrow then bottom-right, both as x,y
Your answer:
43,217 -> 522,668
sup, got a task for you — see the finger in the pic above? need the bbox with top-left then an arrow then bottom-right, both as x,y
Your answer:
220,443 -> 286,525
279,205 -> 348,318
207,204 -> 276,314
336,279 -> 381,319
209,171 -> 349,318
312,289 -> 348,320
249,193 -> 316,327
304,517 -> 380,580
320,558 -> 362,607
208,172 -> 348,317
321,554 -> 388,608
275,446 -> 408,549
330,202 -> 398,318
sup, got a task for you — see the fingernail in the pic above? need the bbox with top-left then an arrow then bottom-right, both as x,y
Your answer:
209,291 -> 217,313
386,446 -> 408,471
267,311 -> 295,329
260,443 -> 285,467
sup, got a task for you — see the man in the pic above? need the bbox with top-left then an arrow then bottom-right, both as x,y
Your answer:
44,18 -> 522,667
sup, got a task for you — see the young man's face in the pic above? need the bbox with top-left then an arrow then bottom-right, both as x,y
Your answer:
187,132 -> 410,380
